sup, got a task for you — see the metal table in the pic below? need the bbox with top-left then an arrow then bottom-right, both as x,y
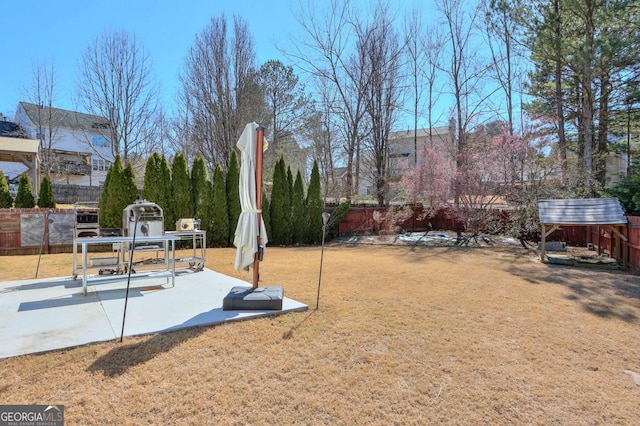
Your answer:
164,230 -> 207,269
75,235 -> 180,295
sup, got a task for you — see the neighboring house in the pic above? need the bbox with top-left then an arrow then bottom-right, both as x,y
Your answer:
13,102 -> 113,186
565,149 -> 628,187
357,125 -> 455,199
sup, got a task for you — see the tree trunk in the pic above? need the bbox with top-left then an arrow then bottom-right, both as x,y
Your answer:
553,0 -> 568,184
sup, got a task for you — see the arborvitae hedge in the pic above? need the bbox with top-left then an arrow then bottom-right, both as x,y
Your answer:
171,153 -> 192,226
306,161 -> 324,244
287,166 -> 294,209
99,156 -> 138,229
0,172 -> 14,208
123,163 -> 139,202
226,149 -> 241,243
210,163 -> 229,247
191,156 -> 208,223
261,189 -> 271,241
15,173 -> 36,208
37,175 -> 56,208
143,153 -> 161,203
159,155 -> 173,230
98,163 -> 114,225
292,170 -> 306,244
269,157 -> 292,245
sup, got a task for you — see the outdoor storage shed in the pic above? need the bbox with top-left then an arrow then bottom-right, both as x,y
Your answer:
538,198 -> 628,264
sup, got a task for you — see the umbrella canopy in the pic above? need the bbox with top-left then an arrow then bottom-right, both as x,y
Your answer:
234,122 -> 268,272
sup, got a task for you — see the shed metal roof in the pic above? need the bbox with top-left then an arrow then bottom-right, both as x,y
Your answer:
538,198 -> 627,225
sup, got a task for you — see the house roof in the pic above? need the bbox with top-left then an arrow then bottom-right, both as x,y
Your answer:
388,126 -> 451,141
538,198 -> 627,225
0,121 -> 28,138
18,102 -> 110,133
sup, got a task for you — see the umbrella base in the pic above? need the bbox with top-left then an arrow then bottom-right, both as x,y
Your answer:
223,286 -> 283,311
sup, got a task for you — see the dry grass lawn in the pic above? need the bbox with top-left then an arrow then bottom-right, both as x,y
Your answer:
1,244 -> 640,424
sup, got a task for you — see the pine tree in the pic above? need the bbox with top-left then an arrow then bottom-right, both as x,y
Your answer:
143,153 -> 161,203
14,173 -> 36,208
100,155 -> 138,228
191,156 -> 208,220
287,166 -> 294,210
226,149 -> 241,243
261,189 -> 271,242
198,179 -> 213,243
283,160 -> 292,244
101,156 -> 123,228
171,153 -> 192,227
201,180 -> 214,245
292,170 -> 306,244
270,157 -> 292,245
159,155 -> 173,230
99,163 -> 114,227
37,175 -> 56,208
122,162 -> 139,203
306,160 -> 324,244
0,172 -> 14,208
210,163 -> 229,247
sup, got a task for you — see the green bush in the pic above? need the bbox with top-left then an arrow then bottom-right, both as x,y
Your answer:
14,173 -> 35,208
609,161 -> 640,215
37,175 -> 56,208
226,150 -> 241,243
269,157 -> 292,245
191,156 -> 208,221
98,162 -> 114,226
327,200 -> 351,240
306,161 -> 324,244
210,163 -> 229,247
171,153 -> 192,224
143,153 -> 161,203
99,156 -> 138,228
262,189 -> 271,241
0,172 -> 13,208
159,155 -> 173,230
292,170 -> 306,244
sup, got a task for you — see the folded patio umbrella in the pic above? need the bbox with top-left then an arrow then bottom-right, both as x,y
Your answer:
234,122 -> 268,273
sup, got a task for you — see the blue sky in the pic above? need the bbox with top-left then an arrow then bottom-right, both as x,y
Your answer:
0,0 -> 304,118
0,0 -> 474,129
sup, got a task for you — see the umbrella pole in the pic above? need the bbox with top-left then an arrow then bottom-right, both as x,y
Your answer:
253,127 -> 265,289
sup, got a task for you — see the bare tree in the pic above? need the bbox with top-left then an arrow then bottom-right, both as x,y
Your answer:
483,0 -> 520,136
23,60 -> 63,179
360,7 -> 404,206
179,14 -> 265,172
303,76 -> 341,198
292,0 -> 370,200
435,0 -> 495,241
76,29 -> 159,165
424,26 -> 446,141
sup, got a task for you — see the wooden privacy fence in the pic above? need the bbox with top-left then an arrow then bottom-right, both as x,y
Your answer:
337,206 -> 463,235
624,217 -> 640,272
336,206 -> 640,273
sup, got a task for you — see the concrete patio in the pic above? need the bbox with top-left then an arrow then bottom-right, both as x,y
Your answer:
0,268 -> 308,359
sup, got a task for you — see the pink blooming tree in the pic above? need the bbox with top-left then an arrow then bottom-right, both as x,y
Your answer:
452,124 -> 529,243
401,140 -> 456,211
402,121 -> 545,244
